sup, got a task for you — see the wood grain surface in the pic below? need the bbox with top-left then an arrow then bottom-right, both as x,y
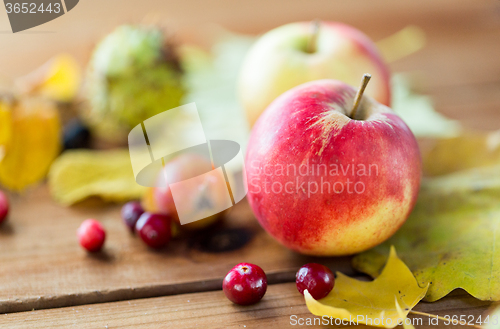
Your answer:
0,283 -> 493,329
0,0 -> 499,327
0,186 -> 353,313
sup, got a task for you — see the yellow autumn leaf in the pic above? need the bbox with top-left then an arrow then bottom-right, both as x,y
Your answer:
0,100 -> 13,161
0,97 -> 61,191
376,25 -> 426,63
395,298 -> 415,329
15,53 -> 82,102
422,130 -> 500,176
304,246 -> 428,328
48,149 -> 146,205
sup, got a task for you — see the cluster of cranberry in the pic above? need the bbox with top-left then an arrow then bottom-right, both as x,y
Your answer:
2,188 -> 335,304
77,201 -> 172,252
223,262 -> 335,305
75,198 -> 335,304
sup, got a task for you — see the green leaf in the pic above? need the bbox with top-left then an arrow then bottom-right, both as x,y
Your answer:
180,33 -> 253,151
391,74 -> 461,138
422,130 -> 500,176
353,162 -> 500,302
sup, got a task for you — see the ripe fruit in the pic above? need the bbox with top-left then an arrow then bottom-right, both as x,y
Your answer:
223,263 -> 267,305
135,213 -> 171,249
245,77 -> 421,256
121,201 -> 144,232
296,263 -> 335,300
151,153 -> 227,229
239,21 -> 391,127
77,219 -> 106,252
0,190 -> 9,224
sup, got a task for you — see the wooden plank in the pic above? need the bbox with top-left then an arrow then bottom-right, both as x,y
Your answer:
390,26 -> 500,90
0,186 -> 353,313
0,283 -> 493,328
430,80 -> 500,131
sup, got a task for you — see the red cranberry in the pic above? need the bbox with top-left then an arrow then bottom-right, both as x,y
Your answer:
296,263 -> 335,300
135,213 -> 171,249
121,201 -> 144,232
77,219 -> 106,252
223,263 -> 267,305
0,191 -> 9,224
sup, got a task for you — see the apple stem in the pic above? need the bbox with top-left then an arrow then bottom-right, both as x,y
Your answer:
306,19 -> 321,53
350,73 -> 372,119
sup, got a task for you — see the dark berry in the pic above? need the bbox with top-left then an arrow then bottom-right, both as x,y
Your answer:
296,263 -> 335,300
77,219 -> 106,252
223,263 -> 267,305
135,213 -> 171,249
0,190 -> 9,224
63,119 -> 91,150
121,201 -> 144,232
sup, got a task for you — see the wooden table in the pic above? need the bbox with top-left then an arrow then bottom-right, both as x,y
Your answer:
0,0 -> 499,327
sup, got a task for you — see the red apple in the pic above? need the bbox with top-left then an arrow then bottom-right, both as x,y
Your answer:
239,21 -> 391,127
245,78 -> 420,256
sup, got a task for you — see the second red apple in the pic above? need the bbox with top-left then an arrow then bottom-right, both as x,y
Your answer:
245,78 -> 420,256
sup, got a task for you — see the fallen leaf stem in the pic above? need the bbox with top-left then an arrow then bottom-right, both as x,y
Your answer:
409,310 -> 482,329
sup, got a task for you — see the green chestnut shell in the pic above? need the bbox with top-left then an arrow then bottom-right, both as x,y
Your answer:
83,25 -> 185,143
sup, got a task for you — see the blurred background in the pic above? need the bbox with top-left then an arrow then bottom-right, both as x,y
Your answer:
0,0 -> 499,128
0,0 -> 498,207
